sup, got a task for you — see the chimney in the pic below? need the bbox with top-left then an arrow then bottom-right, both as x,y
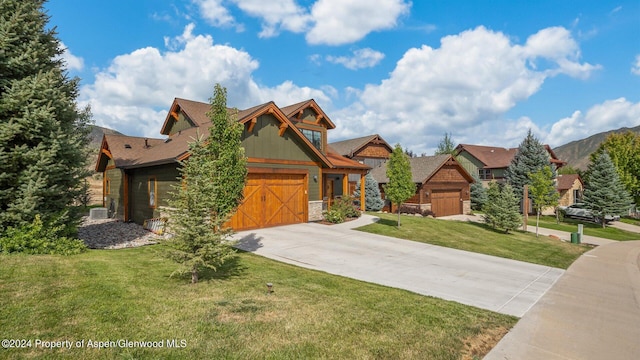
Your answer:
144,138 -> 149,148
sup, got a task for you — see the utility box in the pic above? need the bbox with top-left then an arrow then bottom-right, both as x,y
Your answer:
90,207 -> 108,220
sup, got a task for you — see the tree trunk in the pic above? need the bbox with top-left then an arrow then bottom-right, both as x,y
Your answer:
191,268 -> 198,284
397,203 -> 401,228
536,210 -> 540,237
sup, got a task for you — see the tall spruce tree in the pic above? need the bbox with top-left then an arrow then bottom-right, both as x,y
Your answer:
506,129 -> 553,200
165,84 -> 247,283
470,173 -> 487,211
384,144 -> 415,227
483,182 -> 522,234
0,0 -> 90,234
591,131 -> 640,204
583,151 -> 632,228
353,173 -> 384,211
434,132 -> 456,155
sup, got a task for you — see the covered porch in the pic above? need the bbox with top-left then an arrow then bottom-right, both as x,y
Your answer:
322,149 -> 370,210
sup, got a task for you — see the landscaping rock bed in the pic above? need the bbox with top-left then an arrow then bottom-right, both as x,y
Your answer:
78,216 -> 170,249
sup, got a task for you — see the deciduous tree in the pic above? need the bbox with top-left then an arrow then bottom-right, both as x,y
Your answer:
384,144 -> 415,227
529,166 -> 560,237
165,84 -> 247,283
0,0 -> 90,237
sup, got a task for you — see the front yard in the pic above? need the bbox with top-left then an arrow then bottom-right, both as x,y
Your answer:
0,246 -> 516,360
527,216 -> 640,241
358,213 -> 590,269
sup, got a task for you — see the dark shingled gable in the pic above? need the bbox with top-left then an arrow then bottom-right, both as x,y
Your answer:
369,154 -> 452,184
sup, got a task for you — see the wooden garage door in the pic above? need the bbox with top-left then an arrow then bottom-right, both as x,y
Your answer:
431,190 -> 461,217
228,173 -> 306,231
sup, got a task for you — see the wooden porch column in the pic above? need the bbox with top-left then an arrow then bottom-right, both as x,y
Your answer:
342,174 -> 349,197
360,173 -> 366,211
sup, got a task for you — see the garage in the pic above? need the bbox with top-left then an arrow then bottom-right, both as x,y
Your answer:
431,190 -> 462,217
228,173 -> 307,231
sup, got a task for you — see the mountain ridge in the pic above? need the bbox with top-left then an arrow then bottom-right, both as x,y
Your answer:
553,125 -> 640,170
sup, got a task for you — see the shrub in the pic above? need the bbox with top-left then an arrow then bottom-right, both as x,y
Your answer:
422,209 -> 435,217
396,205 -> 422,215
324,208 -> 346,224
323,196 -> 361,224
0,214 -> 87,255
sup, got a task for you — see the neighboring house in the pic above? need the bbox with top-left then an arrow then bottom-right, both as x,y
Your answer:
455,144 -> 565,187
95,98 -> 369,231
369,154 -> 474,217
556,174 -> 584,207
329,134 -> 393,193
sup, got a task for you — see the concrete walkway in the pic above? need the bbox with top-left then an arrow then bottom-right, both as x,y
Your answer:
234,215 -> 563,317
610,220 -> 640,234
485,240 -> 640,360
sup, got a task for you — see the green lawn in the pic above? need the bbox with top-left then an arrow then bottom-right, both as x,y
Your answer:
358,213 -> 590,269
620,217 -> 640,227
0,246 -> 516,360
527,216 -> 640,241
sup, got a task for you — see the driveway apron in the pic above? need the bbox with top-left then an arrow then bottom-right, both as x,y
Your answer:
234,215 -> 563,317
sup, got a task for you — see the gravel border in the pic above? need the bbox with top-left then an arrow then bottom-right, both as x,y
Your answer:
78,216 -> 171,249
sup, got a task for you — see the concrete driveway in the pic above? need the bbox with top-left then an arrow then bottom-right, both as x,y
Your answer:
234,215 -> 563,317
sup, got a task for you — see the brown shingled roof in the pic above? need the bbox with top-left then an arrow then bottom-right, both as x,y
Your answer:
329,134 -> 392,158
370,154 -> 453,184
97,97 -> 367,171
325,146 -> 370,170
456,143 -> 565,169
556,174 -> 583,191
455,144 -> 516,169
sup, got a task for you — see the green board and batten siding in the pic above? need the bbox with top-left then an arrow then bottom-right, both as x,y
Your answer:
241,114 -> 323,201
129,164 -> 180,225
104,112 -> 324,226
456,152 -> 483,179
104,164 -> 124,219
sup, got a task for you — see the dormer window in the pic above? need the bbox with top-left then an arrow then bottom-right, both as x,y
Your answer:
301,129 -> 322,151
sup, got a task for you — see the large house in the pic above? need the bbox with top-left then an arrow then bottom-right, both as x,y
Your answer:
556,174 -> 584,206
455,144 -> 565,186
329,134 -> 393,194
369,154 -> 474,217
95,98 -> 369,231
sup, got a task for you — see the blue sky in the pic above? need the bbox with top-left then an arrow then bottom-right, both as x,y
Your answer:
46,0 -> 640,154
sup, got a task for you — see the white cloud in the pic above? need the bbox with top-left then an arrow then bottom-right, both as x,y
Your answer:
545,98 -> 640,147
196,0 -> 409,45
57,42 -> 84,71
306,0 -> 410,45
231,0 -> 311,37
194,0 -> 236,27
81,24 -> 331,136
330,26 -> 600,154
326,48 -> 385,69
632,54 -> 640,75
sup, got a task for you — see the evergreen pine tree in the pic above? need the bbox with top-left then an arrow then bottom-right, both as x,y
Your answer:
483,182 -> 521,233
470,174 -> 487,211
434,132 -> 456,155
0,0 -> 90,234
353,173 -> 384,211
506,129 -> 553,200
165,84 -> 247,283
384,144 -> 415,227
583,152 -> 632,228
